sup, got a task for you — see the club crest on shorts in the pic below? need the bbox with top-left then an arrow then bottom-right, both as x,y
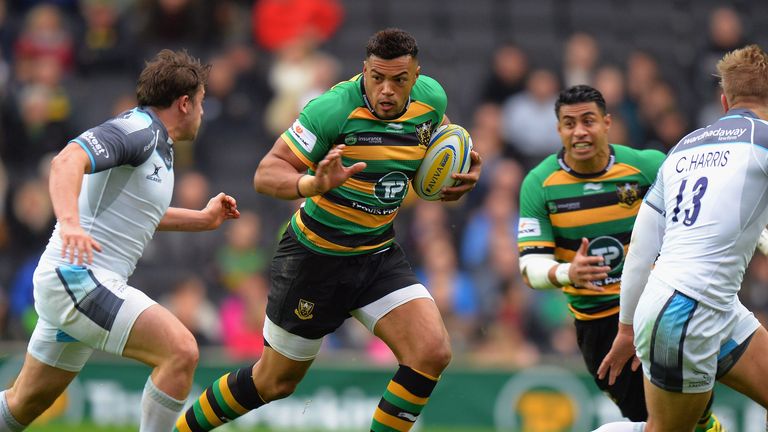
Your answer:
616,182 -> 640,207
415,120 -> 433,148
294,299 -> 315,320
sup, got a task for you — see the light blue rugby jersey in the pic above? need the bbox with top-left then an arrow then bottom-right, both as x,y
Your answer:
39,107 -> 175,279
645,108 -> 768,310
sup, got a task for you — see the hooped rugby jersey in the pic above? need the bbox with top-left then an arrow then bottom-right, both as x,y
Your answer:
645,108 -> 768,310
39,107 -> 174,279
281,74 -> 447,256
518,144 -> 665,320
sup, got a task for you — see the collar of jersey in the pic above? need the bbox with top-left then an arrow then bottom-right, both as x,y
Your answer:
557,144 -> 616,179
721,108 -> 759,120
359,76 -> 411,120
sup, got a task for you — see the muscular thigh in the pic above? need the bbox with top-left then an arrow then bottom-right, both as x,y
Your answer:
265,234 -> 429,360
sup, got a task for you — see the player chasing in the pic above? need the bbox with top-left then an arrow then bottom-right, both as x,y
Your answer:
517,85 -> 721,431
594,44 -> 768,431
175,28 -> 481,432
0,50 -> 240,432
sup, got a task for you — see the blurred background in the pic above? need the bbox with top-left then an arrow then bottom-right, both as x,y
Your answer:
0,0 -> 767,430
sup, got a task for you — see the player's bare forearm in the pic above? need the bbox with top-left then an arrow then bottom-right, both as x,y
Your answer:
49,143 -> 90,226
254,137 -> 314,200
158,193 -> 239,231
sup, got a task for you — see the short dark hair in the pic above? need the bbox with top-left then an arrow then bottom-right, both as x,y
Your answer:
555,85 -> 607,117
136,49 -> 211,108
366,28 -> 419,60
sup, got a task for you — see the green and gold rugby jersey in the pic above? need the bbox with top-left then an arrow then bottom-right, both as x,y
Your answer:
518,144 -> 665,320
281,74 -> 447,255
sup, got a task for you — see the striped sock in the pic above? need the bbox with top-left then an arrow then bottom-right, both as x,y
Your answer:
174,366 -> 265,432
370,365 -> 438,432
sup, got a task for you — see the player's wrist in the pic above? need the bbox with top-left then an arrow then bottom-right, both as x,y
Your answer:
297,174 -> 319,198
554,263 -> 572,286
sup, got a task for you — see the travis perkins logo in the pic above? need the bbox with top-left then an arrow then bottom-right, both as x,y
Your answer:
415,120 -> 433,147
294,299 -> 315,320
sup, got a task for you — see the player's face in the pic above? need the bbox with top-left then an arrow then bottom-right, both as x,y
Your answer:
363,55 -> 420,120
181,85 -> 205,141
557,102 -> 612,168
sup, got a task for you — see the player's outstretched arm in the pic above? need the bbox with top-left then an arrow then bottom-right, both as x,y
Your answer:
50,142 -> 102,265
157,193 -> 240,231
254,137 -> 365,200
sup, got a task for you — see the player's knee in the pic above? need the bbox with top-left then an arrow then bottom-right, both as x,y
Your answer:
7,386 -> 58,422
417,334 -> 452,373
170,332 -> 199,373
260,376 -> 300,402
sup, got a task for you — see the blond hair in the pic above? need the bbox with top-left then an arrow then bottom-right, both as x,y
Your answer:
717,44 -> 768,104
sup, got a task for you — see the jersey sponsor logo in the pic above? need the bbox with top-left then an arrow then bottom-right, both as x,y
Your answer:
616,182 -> 640,207
583,182 -> 603,192
289,120 -> 317,152
518,218 -> 541,238
682,127 -> 747,145
81,131 -> 109,159
374,172 -> 409,204
587,236 -> 624,275
356,135 -> 383,144
415,120 -> 433,148
386,122 -> 404,133
344,134 -> 357,145
146,163 -> 163,183
294,299 -> 315,320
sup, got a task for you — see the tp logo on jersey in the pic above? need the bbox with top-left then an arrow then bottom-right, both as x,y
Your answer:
375,172 -> 409,204
517,218 -> 541,238
588,236 -> 624,275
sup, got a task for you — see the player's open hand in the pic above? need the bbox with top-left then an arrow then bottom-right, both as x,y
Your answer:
442,150 -> 482,201
569,237 -> 611,291
597,323 -> 641,386
59,220 -> 102,265
312,144 -> 367,194
202,192 -> 240,229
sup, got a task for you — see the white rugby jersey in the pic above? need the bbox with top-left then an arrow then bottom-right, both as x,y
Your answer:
644,108 -> 768,309
39,107 -> 174,279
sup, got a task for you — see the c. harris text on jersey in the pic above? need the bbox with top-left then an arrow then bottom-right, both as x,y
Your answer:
675,150 -> 730,173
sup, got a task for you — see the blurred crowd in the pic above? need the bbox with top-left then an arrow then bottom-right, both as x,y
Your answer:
0,0 -> 767,368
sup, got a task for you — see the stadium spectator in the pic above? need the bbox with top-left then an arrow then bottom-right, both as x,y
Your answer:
562,32 -> 600,88
251,0 -> 343,52
219,273 -> 268,360
176,28 -> 482,432
478,42 -> 529,106
0,49 -> 241,432
161,275 -> 221,346
500,68 -> 562,170
596,43 -> 768,432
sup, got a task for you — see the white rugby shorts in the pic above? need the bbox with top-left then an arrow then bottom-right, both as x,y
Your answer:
634,275 -> 759,393
28,264 -> 155,372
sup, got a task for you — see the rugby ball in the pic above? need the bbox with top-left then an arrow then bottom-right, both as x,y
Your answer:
412,124 -> 473,201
